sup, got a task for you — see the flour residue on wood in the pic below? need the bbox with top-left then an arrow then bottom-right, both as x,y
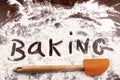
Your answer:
0,0 -> 120,80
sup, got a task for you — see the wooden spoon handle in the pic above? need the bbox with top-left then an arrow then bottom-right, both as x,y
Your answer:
13,65 -> 84,73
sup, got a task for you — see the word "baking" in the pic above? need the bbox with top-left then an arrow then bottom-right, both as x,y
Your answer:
8,32 -> 113,61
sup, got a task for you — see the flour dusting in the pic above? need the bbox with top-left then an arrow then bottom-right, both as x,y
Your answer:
0,0 -> 120,80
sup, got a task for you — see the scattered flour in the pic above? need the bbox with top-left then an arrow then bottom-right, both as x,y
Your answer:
0,0 -> 120,80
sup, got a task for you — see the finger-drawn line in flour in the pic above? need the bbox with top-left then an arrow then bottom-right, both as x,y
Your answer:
8,39 -> 26,61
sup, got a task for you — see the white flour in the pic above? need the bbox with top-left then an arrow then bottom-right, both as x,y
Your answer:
0,0 -> 120,80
